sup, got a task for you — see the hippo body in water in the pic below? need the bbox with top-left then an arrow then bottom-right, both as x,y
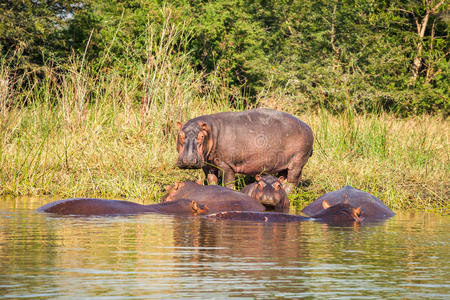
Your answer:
206,201 -> 363,225
36,198 -> 208,216
176,108 -> 313,193
240,175 -> 289,212
302,186 -> 395,220
38,182 -> 265,216
161,181 -> 266,213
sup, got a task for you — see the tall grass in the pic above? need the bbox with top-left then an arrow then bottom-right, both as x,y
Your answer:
0,13 -> 448,212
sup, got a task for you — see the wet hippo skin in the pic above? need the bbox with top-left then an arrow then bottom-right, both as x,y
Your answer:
206,201 -> 363,224
302,186 -> 395,220
38,182 -> 265,215
240,175 -> 289,212
161,181 -> 266,213
36,198 -> 208,216
176,108 -> 314,193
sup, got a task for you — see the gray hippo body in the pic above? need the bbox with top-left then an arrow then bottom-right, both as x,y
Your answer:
206,201 -> 362,225
39,181 -> 266,216
240,175 -> 289,212
176,108 -> 313,193
36,198 -> 208,216
302,186 -> 395,220
161,181 -> 266,212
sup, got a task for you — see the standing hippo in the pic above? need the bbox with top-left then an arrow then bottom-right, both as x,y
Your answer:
160,180 -> 266,213
176,108 -> 313,193
302,186 -> 395,220
36,198 -> 209,216
205,200 -> 362,224
240,175 -> 289,212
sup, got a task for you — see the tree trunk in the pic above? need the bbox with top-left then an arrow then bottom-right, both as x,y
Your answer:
410,0 -> 445,84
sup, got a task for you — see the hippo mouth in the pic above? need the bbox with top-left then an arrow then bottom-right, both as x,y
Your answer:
261,202 -> 277,210
176,160 -> 204,169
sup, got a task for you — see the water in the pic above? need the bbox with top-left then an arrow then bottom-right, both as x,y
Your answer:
0,197 -> 449,299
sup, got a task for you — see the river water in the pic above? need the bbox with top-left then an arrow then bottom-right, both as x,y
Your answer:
0,197 -> 449,299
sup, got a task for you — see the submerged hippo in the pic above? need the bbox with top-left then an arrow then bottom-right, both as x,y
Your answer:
176,108 -> 313,193
240,175 -> 289,212
161,180 -> 266,213
302,186 -> 395,220
38,181 -> 265,216
36,198 -> 209,216
206,200 -> 362,224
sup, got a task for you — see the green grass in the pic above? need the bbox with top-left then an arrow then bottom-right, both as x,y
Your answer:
1,95 -> 447,212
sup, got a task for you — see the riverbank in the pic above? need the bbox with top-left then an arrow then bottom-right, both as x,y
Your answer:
1,100 -> 447,212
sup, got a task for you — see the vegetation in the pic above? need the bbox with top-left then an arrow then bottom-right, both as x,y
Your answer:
0,1 -> 448,211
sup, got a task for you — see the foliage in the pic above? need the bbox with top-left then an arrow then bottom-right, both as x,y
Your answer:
0,0 -> 448,114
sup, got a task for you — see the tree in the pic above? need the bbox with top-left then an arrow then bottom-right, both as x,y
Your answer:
0,0 -> 89,68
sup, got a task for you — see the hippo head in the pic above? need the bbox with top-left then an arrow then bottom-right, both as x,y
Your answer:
176,121 -> 213,169
314,200 -> 362,223
252,175 -> 289,211
160,182 -> 184,202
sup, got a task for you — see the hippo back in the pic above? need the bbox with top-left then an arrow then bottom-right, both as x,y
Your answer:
302,186 -> 395,220
37,197 -> 207,216
162,181 -> 266,213
36,198 -> 147,215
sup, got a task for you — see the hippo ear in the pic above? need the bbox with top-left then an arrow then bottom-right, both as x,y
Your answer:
255,174 -> 262,181
277,176 -> 285,183
322,199 -> 331,209
165,184 -> 174,192
257,180 -> 265,190
196,179 -> 204,185
354,206 -> 361,216
191,201 -> 200,213
176,122 -> 183,130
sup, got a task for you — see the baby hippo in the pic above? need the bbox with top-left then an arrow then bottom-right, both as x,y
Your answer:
240,175 -> 289,212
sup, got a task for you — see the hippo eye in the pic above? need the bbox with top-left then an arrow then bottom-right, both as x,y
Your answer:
273,182 -> 281,191
197,131 -> 204,142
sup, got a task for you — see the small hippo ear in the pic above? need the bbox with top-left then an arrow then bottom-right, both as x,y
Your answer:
165,184 -> 174,192
354,206 -> 361,216
195,179 -> 204,185
255,174 -> 262,181
191,201 -> 199,213
176,122 -> 183,130
277,176 -> 285,183
322,199 -> 331,209
257,180 -> 265,190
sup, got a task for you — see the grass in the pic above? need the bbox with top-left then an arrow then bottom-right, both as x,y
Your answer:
0,16 -> 448,213
1,95 -> 447,212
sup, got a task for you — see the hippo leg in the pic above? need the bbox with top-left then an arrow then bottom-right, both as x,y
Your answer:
284,167 -> 303,194
284,152 -> 311,193
222,166 -> 236,189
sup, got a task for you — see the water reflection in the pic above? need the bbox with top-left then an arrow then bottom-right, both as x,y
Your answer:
0,198 -> 448,298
